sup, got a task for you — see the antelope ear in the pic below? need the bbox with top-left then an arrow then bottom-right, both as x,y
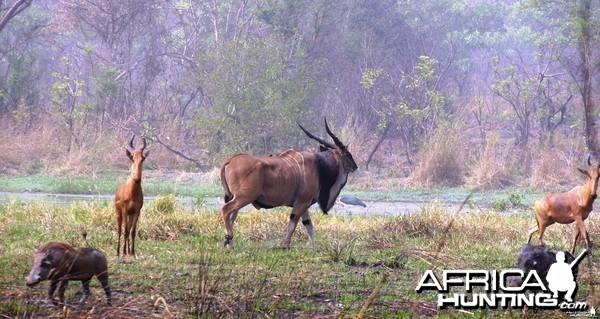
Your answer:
577,168 -> 589,177
125,149 -> 134,162
143,150 -> 150,160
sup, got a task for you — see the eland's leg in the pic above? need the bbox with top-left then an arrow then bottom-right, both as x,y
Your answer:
230,210 -> 239,225
284,203 -> 311,248
221,196 -> 253,247
301,211 -> 317,246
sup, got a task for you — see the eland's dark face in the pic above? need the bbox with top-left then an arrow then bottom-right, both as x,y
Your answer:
341,149 -> 357,173
297,118 -> 359,174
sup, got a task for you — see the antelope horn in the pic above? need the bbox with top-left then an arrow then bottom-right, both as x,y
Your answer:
141,136 -> 147,151
586,153 -> 600,168
297,121 -> 336,149
324,118 -> 346,149
129,133 -> 136,150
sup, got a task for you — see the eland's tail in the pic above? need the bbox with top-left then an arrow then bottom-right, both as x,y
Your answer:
220,161 -> 233,203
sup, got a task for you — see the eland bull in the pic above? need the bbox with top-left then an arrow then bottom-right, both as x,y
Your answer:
219,119 -> 358,248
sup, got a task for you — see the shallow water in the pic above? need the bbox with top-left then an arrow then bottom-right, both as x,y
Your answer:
0,191 -> 469,216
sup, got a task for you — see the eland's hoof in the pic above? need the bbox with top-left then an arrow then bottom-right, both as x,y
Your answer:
223,235 -> 233,247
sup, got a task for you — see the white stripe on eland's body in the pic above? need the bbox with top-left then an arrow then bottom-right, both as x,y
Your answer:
280,155 -> 300,186
280,151 -> 306,186
294,152 -> 307,185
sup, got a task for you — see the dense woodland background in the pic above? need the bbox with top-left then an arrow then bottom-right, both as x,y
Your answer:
1,0 -> 600,189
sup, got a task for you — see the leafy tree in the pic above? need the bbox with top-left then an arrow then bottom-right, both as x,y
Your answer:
193,37 -> 315,161
524,0 -> 600,152
0,1 -> 48,119
49,56 -> 89,155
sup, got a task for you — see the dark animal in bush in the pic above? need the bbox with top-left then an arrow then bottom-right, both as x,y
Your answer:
339,194 -> 367,207
115,134 -> 149,256
527,160 -> 599,254
26,241 -> 111,305
509,244 -> 577,289
219,118 -> 358,248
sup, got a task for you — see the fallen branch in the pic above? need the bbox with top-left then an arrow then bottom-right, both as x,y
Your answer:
355,273 -> 388,319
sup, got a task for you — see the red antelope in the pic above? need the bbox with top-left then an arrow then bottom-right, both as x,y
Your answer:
220,119 -> 358,248
115,134 -> 149,256
527,160 -> 600,254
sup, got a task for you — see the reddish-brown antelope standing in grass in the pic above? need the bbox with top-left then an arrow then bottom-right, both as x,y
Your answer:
115,134 -> 149,256
527,159 -> 600,254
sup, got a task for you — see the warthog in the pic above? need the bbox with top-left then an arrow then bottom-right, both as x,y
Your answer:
26,241 -> 111,305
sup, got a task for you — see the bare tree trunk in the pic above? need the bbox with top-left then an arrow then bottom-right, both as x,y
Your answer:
579,0 -> 600,153
365,123 -> 390,170
0,0 -> 32,33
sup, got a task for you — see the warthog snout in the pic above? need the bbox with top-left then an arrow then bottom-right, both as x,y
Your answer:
26,277 -> 39,287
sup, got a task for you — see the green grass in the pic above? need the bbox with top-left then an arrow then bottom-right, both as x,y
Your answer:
0,173 -> 221,197
0,195 -> 597,318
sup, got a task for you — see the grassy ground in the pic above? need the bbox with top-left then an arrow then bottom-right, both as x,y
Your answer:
0,194 -> 598,318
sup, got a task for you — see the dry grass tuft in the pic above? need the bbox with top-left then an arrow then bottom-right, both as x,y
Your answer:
465,132 -> 514,188
529,147 -> 581,190
233,209 -> 289,242
408,123 -> 465,187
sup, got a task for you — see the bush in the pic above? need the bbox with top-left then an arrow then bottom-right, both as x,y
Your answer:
146,194 -> 181,216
